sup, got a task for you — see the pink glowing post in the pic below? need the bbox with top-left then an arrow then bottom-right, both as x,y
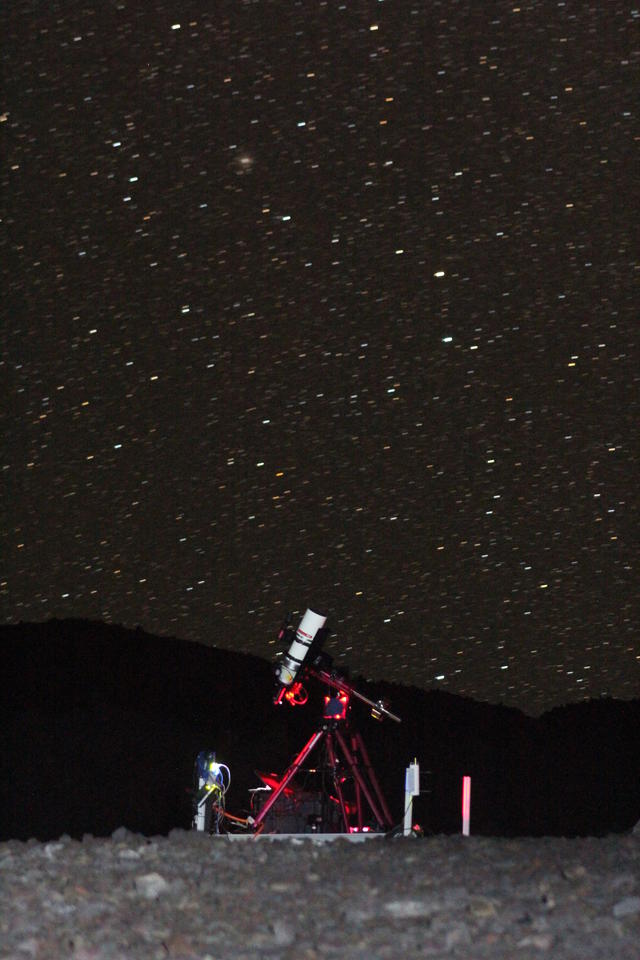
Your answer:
462,775 -> 471,836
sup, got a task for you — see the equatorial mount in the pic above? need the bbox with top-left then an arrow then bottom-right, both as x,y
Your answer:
273,608 -> 401,723
250,608 -> 401,834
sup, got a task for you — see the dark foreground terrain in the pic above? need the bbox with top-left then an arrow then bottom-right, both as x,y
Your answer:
1,830 -> 639,959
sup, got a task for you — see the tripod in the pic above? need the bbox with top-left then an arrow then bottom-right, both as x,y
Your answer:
252,717 -> 393,834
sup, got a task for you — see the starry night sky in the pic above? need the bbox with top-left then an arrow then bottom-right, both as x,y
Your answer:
2,1 -> 638,715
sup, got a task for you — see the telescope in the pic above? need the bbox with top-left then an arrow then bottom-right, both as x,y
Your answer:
189,606 -> 403,836
251,605 -> 401,834
274,608 -> 327,688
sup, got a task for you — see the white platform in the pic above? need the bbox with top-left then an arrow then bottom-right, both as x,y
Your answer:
219,832 -> 386,842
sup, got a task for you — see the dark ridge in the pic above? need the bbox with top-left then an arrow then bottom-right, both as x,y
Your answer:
1,619 -> 639,841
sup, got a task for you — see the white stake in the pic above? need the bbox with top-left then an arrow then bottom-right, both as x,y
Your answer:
403,759 -> 420,836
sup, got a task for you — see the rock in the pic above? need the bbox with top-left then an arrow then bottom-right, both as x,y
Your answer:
117,846 -> 141,859
168,827 -> 190,840
111,826 -> 138,842
612,896 -> 640,918
468,896 -> 498,918
561,863 -> 587,881
445,923 -> 472,949
134,871 -> 170,898
516,933 -> 554,949
44,841 -> 65,860
271,920 -> 295,946
384,898 -> 434,919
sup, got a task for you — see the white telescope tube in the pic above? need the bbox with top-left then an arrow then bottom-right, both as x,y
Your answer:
275,608 -> 326,686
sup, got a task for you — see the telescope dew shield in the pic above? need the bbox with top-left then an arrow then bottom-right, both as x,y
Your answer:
275,608 -> 326,686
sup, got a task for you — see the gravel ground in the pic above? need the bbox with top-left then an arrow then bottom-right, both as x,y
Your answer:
1,830 -> 639,959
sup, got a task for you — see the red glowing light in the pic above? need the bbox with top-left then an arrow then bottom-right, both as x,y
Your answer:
284,681 -> 308,706
323,691 -> 349,720
256,771 -> 297,798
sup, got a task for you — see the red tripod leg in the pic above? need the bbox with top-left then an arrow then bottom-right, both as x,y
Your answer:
353,759 -> 364,832
352,732 -> 393,829
325,732 -> 350,832
252,729 -> 324,831
334,729 -> 389,829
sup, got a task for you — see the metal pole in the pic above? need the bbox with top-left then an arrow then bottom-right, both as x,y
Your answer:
309,668 -> 401,723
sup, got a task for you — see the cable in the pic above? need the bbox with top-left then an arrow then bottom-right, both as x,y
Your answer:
217,763 -> 231,795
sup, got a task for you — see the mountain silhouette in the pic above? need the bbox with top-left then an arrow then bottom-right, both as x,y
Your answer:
1,619 -> 639,841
